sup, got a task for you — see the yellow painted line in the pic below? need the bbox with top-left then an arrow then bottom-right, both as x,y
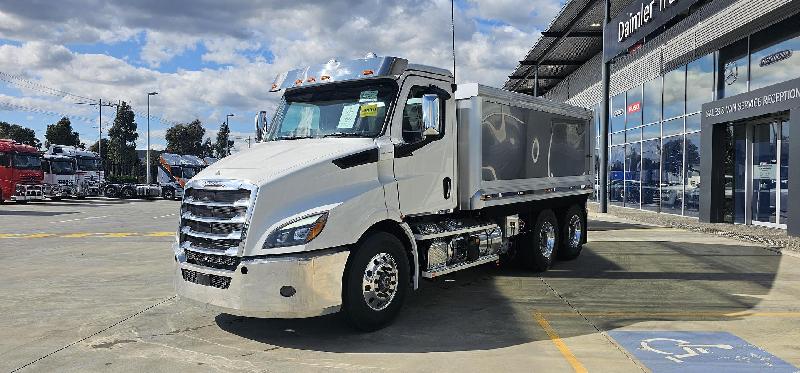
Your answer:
533,312 -> 588,373
538,311 -> 800,318
0,232 -> 174,239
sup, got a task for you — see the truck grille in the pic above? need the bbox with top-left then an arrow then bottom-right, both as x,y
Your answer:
185,249 -> 240,271
181,268 -> 231,289
179,184 -> 255,257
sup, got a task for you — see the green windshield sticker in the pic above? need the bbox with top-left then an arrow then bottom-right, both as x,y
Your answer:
359,103 -> 378,117
359,90 -> 378,102
338,104 -> 359,128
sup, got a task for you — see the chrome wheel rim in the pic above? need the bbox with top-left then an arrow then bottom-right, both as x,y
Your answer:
539,221 -> 556,258
362,252 -> 399,311
568,214 -> 582,248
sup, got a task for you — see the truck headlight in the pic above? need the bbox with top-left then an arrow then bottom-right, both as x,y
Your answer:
264,212 -> 328,248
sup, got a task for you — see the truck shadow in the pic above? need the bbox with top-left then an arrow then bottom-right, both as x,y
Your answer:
0,210 -> 80,216
216,233 -> 783,353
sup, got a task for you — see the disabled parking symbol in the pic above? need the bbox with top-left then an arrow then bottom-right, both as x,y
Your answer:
609,331 -> 799,372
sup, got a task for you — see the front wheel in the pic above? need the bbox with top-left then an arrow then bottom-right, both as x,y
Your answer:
163,188 -> 175,200
342,232 -> 409,332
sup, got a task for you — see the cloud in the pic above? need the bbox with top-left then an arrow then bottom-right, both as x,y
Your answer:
0,0 -> 556,148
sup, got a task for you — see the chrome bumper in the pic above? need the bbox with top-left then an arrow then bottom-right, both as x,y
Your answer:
12,184 -> 44,201
174,247 -> 350,318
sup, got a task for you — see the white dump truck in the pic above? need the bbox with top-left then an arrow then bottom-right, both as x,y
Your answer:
158,153 -> 207,200
41,154 -> 76,200
174,56 -> 593,331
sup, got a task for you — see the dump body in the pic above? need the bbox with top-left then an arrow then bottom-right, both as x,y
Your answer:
455,83 -> 594,210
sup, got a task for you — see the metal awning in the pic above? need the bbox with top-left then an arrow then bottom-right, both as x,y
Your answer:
504,0 -> 638,96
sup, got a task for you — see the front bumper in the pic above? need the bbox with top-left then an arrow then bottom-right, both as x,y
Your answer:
174,246 -> 350,318
12,184 -> 44,201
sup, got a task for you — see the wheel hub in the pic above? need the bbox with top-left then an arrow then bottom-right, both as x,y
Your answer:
539,221 -> 556,258
362,252 -> 399,311
568,214 -> 582,248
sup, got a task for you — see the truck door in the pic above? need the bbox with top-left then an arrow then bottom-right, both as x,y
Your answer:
391,76 -> 456,215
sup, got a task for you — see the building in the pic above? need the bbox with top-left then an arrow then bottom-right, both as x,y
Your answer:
506,0 -> 800,236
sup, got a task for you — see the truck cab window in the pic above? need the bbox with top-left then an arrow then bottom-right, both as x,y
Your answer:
0,152 -> 9,167
402,86 -> 443,144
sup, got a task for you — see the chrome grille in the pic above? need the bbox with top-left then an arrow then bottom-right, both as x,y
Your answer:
179,183 -> 255,257
181,268 -> 231,289
185,250 -> 240,271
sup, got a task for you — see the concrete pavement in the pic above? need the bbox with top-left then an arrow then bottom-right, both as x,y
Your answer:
1,199 -> 798,372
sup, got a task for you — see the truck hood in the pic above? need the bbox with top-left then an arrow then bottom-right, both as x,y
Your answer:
196,138 -> 376,185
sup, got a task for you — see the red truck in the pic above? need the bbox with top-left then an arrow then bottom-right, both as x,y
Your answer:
0,139 -> 44,203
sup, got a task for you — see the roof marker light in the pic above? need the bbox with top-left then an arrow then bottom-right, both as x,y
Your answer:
362,69 -> 374,76
294,79 -> 303,86
306,77 -> 316,83
321,75 -> 331,81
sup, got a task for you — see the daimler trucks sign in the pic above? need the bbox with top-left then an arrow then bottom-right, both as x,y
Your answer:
603,0 -> 702,62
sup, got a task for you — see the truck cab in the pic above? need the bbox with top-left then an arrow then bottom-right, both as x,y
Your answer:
0,139 -> 44,203
158,153 -> 207,200
41,154 -> 76,200
46,145 -> 104,197
174,56 -> 592,330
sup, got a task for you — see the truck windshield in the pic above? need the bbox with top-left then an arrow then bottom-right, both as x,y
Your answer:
12,153 -> 42,170
182,166 -> 200,179
77,157 -> 100,171
51,160 -> 75,175
268,79 -> 398,140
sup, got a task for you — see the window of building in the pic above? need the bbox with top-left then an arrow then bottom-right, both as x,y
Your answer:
684,132 -> 701,217
609,146 -> 625,205
626,127 -> 642,143
750,14 -> 800,91
641,139 -> 661,212
625,143 -> 641,209
686,114 -> 701,133
643,77 -> 662,125
686,53 -> 715,114
718,38 -> 749,98
626,86 -> 643,128
661,135 -> 684,215
662,117 -> 684,137
611,92 -> 626,132
642,123 -> 660,140
663,65 -> 686,119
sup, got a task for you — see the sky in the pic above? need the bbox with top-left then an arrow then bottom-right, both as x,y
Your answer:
0,0 -> 563,152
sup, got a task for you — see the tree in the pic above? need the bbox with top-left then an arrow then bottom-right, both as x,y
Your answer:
107,102 -> 139,177
201,138 -> 213,158
89,138 -> 111,170
45,117 -> 81,148
0,121 -> 41,148
165,119 -> 206,156
215,122 -> 232,158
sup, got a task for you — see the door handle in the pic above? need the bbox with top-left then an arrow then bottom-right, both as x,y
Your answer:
443,177 -> 452,199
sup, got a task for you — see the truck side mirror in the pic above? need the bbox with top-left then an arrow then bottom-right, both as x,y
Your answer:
421,94 -> 440,137
254,111 -> 270,142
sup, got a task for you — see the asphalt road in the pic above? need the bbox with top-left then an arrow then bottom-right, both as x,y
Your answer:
1,198 -> 799,372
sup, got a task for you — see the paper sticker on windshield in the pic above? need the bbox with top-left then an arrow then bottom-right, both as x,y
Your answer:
359,103 -> 378,117
359,90 -> 378,102
338,104 -> 359,128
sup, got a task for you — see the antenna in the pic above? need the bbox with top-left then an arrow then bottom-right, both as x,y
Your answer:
450,0 -> 457,91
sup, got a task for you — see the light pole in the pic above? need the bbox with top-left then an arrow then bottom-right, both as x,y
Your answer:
226,113 -> 235,156
147,92 -> 158,184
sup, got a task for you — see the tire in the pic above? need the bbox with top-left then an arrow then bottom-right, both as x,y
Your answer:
558,204 -> 586,260
121,187 -> 135,199
16,200 -> 28,204
519,209 -> 559,272
104,185 -> 118,198
163,188 -> 175,200
51,197 -> 62,201
342,232 -> 409,332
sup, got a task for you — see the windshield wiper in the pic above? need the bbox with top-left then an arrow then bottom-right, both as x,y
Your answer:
275,135 -> 315,140
322,132 -> 368,138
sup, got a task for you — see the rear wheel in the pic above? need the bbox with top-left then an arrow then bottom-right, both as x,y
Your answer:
121,187 -> 135,199
558,205 -> 586,260
163,188 -> 175,200
342,232 -> 409,331
519,209 -> 559,272
104,185 -> 118,198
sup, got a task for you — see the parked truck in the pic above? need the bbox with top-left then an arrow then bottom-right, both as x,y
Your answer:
45,145 -> 104,197
173,56 -> 593,331
41,153 -> 76,200
158,153 -> 207,200
0,139 -> 44,203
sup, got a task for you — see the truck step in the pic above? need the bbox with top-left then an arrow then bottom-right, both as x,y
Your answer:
422,254 -> 499,279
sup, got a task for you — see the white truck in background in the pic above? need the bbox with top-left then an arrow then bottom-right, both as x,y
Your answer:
45,145 -> 104,197
158,153 -> 207,200
173,56 -> 593,331
41,154 -> 76,200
